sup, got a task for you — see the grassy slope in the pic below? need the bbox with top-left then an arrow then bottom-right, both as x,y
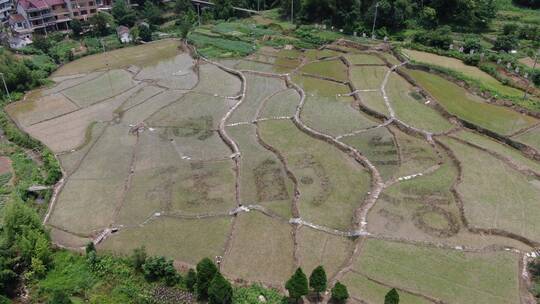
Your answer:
403,49 -> 526,98
407,69 -> 538,135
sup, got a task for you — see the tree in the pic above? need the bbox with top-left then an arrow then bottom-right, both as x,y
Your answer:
280,0 -> 302,21
186,268 -> 197,292
131,246 -> 147,273
143,1 -> 162,25
412,26 -> 452,49
285,267 -> 308,303
176,14 -> 194,39
174,0 -> 194,13
89,12 -> 112,36
138,23 -> 152,42
503,23 -> 519,35
331,282 -> 349,304
112,0 -> 137,27
463,37 -> 483,54
196,257 -> 218,300
142,256 -> 180,286
494,34 -> 519,52
85,241 -> 96,255
512,0 -> 540,8
214,0 -> 234,20
208,272 -> 233,304
69,19 -> 83,37
309,266 -> 327,300
384,288 -> 400,304
33,35 -> 51,53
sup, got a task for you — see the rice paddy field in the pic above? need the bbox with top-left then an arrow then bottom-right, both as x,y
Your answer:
9,34 -> 540,303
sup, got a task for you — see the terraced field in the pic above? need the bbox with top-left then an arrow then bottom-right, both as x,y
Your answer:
9,38 -> 540,303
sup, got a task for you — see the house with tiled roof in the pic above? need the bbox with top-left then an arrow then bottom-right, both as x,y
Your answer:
9,0 -> 111,36
14,0 -> 66,34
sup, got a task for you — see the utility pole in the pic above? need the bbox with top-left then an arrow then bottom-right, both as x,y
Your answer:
523,49 -> 538,101
371,2 -> 379,40
0,73 -> 11,102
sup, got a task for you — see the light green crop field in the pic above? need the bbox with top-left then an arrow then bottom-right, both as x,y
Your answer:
227,125 -> 294,218
11,37 -> 536,300
301,84 -> 378,136
229,73 -> 286,123
53,39 -> 181,76
358,90 -> 391,116
341,127 -> 399,180
63,69 -> 136,107
403,49 -> 526,98
351,66 -> 389,89
345,53 -> 385,65
297,227 -> 353,277
356,239 -> 520,304
300,59 -> 349,82
386,73 -> 453,133
100,216 -> 232,266
259,88 -> 299,119
442,137 -> 540,242
221,212 -> 295,285
407,69 -> 538,135
341,271 -> 432,304
454,130 -> 540,173
259,120 -> 370,230
513,126 -> 540,151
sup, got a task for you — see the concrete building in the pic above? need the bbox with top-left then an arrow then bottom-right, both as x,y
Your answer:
8,0 -> 112,36
15,0 -> 68,34
0,0 -> 14,24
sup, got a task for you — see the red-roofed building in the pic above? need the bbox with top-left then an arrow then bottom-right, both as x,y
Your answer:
12,0 -> 111,35
15,0 -> 67,34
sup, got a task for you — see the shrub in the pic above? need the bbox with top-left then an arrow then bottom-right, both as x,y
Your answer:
463,37 -> 483,54
412,26 -> 452,49
463,55 -> 480,66
494,34 -> 518,52
138,24 -> 152,42
142,256 -> 180,286
232,284 -> 283,304
48,291 -> 72,304
331,282 -> 349,304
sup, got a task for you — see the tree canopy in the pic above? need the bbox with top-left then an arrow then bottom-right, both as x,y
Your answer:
285,268 -> 309,302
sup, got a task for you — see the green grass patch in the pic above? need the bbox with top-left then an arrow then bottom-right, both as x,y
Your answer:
188,32 -> 256,58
